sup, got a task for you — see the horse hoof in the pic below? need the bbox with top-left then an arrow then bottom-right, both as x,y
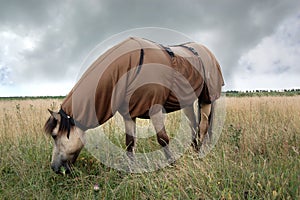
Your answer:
191,143 -> 199,152
166,155 -> 176,166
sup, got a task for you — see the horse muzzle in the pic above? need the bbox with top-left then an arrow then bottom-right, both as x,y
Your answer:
51,161 -> 71,174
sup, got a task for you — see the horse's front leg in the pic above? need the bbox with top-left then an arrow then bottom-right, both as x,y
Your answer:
150,109 -> 174,163
124,117 -> 136,161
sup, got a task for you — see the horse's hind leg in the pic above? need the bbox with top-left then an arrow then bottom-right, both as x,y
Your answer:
124,117 -> 136,161
150,109 -> 174,163
199,103 -> 211,143
183,105 -> 198,150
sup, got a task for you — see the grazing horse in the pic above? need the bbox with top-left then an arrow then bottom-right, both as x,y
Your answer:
44,37 -> 224,174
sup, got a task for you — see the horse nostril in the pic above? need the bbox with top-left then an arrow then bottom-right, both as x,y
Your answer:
51,163 -> 60,173
65,168 -> 71,174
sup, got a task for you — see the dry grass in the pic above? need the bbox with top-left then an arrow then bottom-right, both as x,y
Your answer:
226,96 -> 300,156
0,99 -> 61,139
0,96 -> 299,199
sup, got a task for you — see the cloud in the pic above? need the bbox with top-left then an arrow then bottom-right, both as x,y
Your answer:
0,66 -> 12,85
0,0 -> 61,29
0,0 -> 299,95
235,14 -> 300,90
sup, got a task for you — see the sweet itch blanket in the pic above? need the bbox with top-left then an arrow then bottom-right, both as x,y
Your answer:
61,37 -> 224,130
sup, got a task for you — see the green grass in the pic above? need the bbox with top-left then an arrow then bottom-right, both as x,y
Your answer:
0,97 -> 299,199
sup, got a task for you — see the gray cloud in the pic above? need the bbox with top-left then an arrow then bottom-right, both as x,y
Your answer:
0,0 -> 299,95
0,0 -> 61,30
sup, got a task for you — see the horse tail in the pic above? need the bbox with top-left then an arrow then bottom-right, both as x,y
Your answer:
197,97 -> 201,129
208,101 -> 214,139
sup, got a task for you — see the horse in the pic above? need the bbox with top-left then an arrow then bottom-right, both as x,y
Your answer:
44,37 -> 224,174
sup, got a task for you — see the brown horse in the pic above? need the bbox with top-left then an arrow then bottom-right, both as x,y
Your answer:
44,37 -> 224,174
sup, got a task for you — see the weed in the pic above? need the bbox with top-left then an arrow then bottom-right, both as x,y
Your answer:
228,124 -> 242,149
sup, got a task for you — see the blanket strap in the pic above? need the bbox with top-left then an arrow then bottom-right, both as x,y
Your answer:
141,38 -> 175,58
180,45 -> 199,56
160,45 -> 175,58
180,45 -> 207,84
136,49 -> 144,75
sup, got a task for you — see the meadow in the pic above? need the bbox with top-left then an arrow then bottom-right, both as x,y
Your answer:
0,96 -> 299,199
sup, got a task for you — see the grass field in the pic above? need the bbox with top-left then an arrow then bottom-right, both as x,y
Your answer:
0,96 -> 299,199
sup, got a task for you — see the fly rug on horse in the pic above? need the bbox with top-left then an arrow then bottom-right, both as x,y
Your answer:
44,37 -> 224,174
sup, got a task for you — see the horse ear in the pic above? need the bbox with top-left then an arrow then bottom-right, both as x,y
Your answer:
48,109 -> 61,121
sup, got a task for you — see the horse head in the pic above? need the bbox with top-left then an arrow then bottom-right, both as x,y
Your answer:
44,109 -> 85,174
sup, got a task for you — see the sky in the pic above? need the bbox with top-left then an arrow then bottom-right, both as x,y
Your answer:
0,0 -> 299,96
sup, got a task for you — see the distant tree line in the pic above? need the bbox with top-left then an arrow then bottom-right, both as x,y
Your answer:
1,89 -> 300,99
225,89 -> 300,97
0,96 -> 65,100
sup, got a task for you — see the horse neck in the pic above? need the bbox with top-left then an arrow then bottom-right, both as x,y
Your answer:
60,89 -> 104,131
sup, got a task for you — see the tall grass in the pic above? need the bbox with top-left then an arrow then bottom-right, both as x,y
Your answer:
0,96 -> 299,199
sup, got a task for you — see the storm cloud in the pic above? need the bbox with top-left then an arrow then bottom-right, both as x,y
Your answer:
0,0 -> 299,95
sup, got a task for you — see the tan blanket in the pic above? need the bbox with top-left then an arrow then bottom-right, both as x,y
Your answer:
61,37 -> 224,130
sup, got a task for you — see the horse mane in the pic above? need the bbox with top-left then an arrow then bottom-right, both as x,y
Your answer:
58,113 -> 74,137
44,116 -> 57,135
44,113 -> 74,136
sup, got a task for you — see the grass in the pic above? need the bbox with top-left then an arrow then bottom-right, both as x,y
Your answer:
0,96 -> 299,199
